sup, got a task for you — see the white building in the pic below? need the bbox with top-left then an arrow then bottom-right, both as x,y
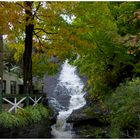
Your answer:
2,70 -> 23,95
2,62 -> 43,95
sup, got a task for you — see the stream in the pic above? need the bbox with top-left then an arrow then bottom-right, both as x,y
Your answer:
49,60 -> 86,138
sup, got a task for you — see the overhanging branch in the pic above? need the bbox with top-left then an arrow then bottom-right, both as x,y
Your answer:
34,28 -> 58,34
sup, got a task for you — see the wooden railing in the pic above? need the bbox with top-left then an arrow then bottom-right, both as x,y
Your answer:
0,94 -> 43,113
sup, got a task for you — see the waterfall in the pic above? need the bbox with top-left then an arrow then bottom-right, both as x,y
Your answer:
51,60 -> 86,138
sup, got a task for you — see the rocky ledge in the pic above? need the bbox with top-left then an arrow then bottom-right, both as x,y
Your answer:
67,94 -> 110,138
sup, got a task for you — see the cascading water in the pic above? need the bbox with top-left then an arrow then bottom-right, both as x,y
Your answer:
51,60 -> 86,138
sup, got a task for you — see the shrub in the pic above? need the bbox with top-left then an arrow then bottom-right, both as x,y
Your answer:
107,77 -> 140,138
0,111 -> 25,128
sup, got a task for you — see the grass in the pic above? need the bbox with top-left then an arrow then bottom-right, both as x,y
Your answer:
0,104 -> 49,128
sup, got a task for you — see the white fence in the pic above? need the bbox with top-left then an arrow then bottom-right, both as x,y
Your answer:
2,96 -> 42,113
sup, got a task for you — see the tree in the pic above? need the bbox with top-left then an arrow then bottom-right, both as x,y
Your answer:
0,35 -> 3,92
65,2 -> 134,98
109,2 -> 140,76
0,2 -> 10,94
1,2 -> 77,93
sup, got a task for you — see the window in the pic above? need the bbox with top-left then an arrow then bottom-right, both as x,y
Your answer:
10,81 -> 16,94
2,80 -> 6,94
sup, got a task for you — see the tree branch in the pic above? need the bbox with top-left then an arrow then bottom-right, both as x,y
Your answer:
34,28 -> 58,34
33,2 -> 42,19
16,2 -> 24,9
33,31 -> 58,42
35,15 -> 45,22
33,31 -> 45,47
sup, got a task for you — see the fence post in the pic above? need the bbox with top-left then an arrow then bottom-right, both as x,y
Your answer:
26,81 -> 29,106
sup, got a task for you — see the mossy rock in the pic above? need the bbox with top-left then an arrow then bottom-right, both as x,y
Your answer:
68,100 -> 109,126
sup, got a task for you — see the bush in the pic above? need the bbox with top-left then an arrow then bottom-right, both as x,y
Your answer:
0,104 -> 49,128
0,111 -> 26,128
107,77 -> 140,138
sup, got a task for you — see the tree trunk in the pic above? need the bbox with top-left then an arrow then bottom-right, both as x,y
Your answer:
0,35 -> 3,111
23,2 -> 34,94
0,35 -> 3,80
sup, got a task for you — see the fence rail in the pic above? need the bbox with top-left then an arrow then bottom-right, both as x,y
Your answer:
0,94 -> 43,113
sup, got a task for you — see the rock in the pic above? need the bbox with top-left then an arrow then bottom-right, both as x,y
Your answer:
72,124 -> 110,138
48,106 -> 58,126
50,112 -> 58,126
67,102 -> 109,126
67,93 -> 110,138
0,119 -> 52,138
43,64 -> 71,111
41,93 -> 49,106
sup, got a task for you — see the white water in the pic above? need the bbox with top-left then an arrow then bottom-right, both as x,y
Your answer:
51,60 -> 86,138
